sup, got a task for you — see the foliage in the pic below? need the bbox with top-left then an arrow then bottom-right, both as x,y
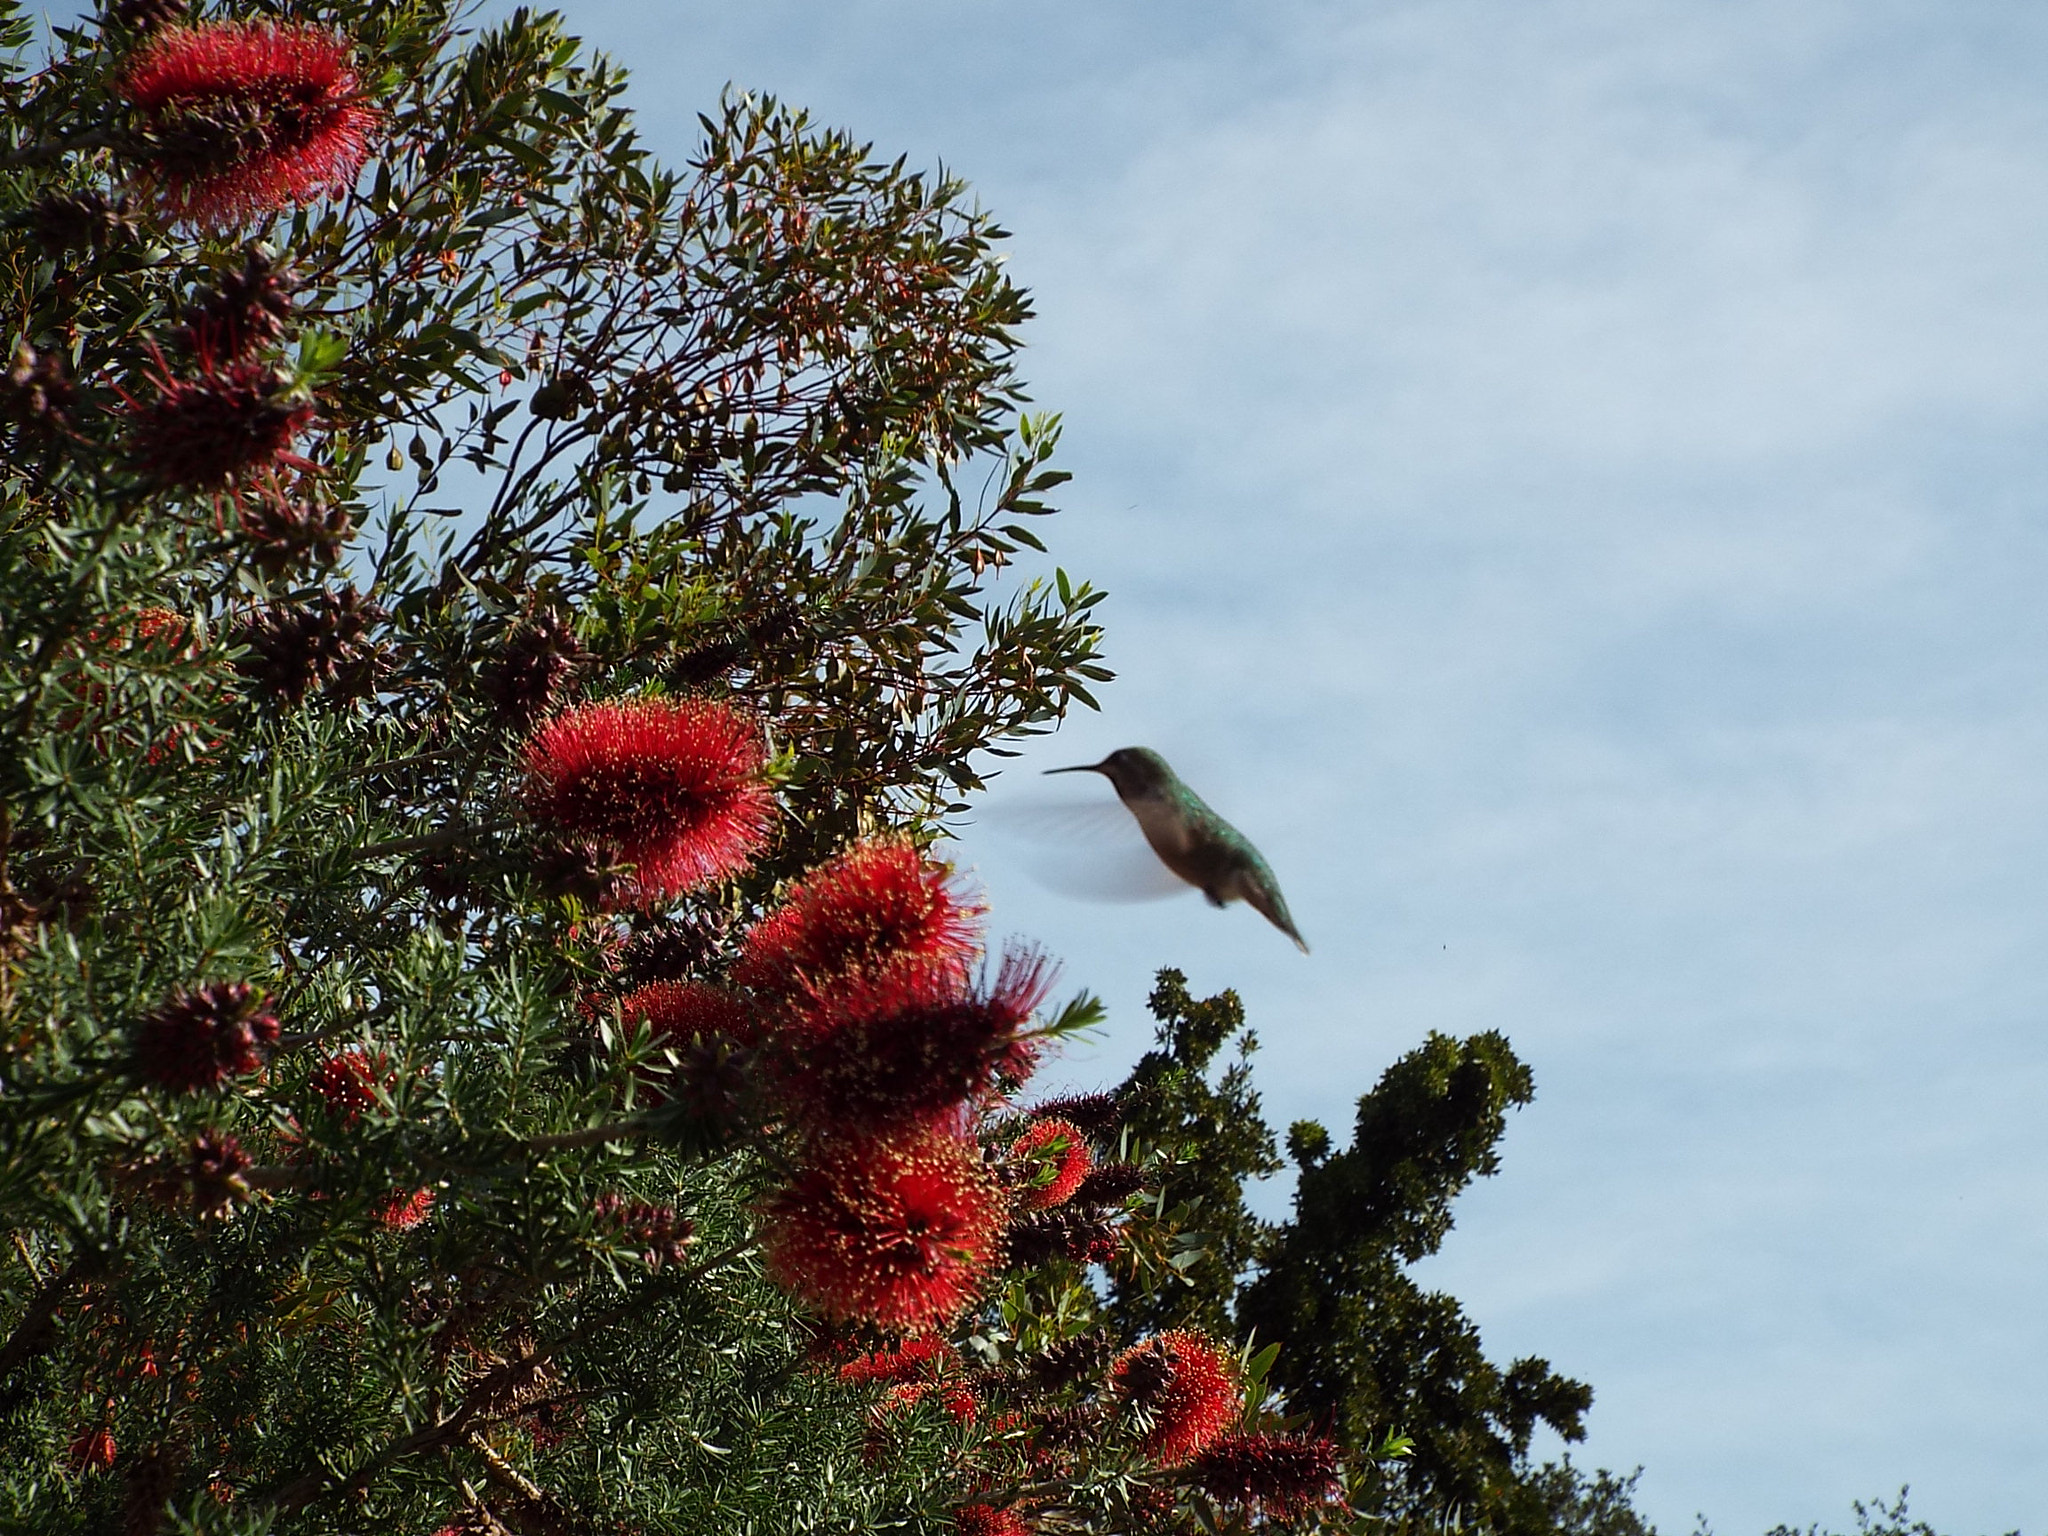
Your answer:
1754,1490 -> 2017,1536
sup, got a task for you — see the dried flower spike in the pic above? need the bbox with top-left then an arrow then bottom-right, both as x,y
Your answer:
133,980 -> 278,1093
182,249 -> 297,360
2,342 -> 76,433
1191,1432 -> 1344,1521
234,587 -> 385,707
186,1131 -> 253,1217
27,188 -> 140,253
237,491 -> 351,577
760,1126 -> 1007,1334
121,23 -> 378,226
483,611 -> 587,726
523,698 -> 773,907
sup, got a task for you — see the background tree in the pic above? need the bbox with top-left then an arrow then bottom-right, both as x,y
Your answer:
1094,970 -> 1654,1536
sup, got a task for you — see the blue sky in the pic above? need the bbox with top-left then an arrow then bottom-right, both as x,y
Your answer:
498,2 -> 2048,1527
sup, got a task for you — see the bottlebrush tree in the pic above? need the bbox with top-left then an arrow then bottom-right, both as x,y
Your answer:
0,1 -> 1396,1533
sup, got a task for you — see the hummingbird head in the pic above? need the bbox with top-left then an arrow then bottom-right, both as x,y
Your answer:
1046,746 -> 1175,799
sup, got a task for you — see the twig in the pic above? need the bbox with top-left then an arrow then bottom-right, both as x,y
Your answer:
0,1255 -> 85,1384
0,128 -> 118,169
465,1432 -> 547,1504
351,817 -> 514,862
522,1117 -> 650,1152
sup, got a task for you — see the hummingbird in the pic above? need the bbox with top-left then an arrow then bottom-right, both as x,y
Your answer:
1046,747 -> 1310,953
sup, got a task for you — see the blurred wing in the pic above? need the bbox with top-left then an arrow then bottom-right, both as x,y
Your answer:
970,798 -> 1192,903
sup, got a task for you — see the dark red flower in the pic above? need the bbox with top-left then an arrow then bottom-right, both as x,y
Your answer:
1190,1432 -> 1344,1521
309,1047 -> 390,1124
181,248 -> 296,360
121,22 -> 377,226
774,946 -> 1053,1134
953,1504 -> 1031,1536
1023,1091 -> 1123,1136
592,1193 -> 693,1268
1109,1331 -> 1242,1467
69,1424 -> 116,1472
121,347 -> 313,491
186,1131 -> 252,1217
1008,1117 -> 1093,1211
375,1186 -> 435,1230
523,698 -> 772,906
760,1126 -> 1007,1333
734,840 -> 982,998
132,981 -> 278,1093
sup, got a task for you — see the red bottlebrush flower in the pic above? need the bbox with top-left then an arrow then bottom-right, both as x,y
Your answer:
619,980 -> 758,1052
734,840 -> 982,998
1008,1117 -> 1093,1211
375,1186 -> 435,1230
954,1504 -> 1031,1536
309,1047 -> 390,1124
836,1336 -> 953,1386
59,605 -> 222,766
522,698 -> 772,906
69,1424 -> 116,1472
760,1126 -> 1007,1334
120,23 -> 378,227
615,980 -> 759,1127
1191,1433 -> 1344,1521
870,1379 -> 975,1424
776,946 -> 1054,1134
121,347 -> 313,492
132,980 -> 278,1092
1109,1331 -> 1242,1467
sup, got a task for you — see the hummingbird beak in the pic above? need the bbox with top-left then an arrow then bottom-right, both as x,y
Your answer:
1045,761 -> 1108,777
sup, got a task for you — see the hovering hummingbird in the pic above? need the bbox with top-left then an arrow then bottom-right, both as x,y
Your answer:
1046,747 -> 1310,953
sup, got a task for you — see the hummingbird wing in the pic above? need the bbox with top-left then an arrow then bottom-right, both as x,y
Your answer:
967,798 -> 1194,902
